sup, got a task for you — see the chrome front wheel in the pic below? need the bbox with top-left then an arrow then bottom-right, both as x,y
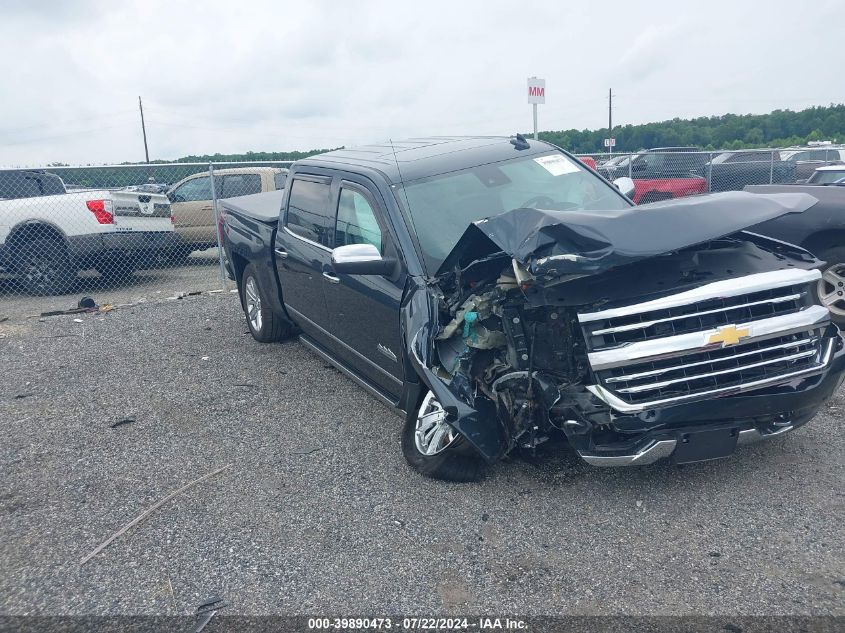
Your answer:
414,391 -> 457,456
817,264 -> 845,318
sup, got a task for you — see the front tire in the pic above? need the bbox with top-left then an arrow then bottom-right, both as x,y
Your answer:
401,390 -> 485,482
814,246 -> 845,325
240,263 -> 293,342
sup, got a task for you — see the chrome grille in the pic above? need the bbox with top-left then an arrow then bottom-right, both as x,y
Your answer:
583,285 -> 807,348
578,269 -> 833,413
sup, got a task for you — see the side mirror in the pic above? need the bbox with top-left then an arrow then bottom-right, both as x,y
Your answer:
613,176 -> 636,198
331,243 -> 394,276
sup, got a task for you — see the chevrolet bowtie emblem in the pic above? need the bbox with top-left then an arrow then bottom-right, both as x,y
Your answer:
708,325 -> 751,347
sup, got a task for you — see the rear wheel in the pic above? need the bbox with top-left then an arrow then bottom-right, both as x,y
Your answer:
240,263 -> 294,342
17,238 -> 77,296
814,247 -> 845,325
401,390 -> 485,482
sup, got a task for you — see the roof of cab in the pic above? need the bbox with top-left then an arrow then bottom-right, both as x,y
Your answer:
296,136 -> 555,183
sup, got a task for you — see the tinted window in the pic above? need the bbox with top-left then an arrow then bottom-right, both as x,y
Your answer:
286,178 -> 332,246
726,152 -> 772,163
336,188 -> 382,252
221,174 -> 261,198
274,172 -> 288,190
173,175 -> 212,202
0,171 -> 65,199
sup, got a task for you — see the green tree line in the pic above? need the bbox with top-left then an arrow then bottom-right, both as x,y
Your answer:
536,104 -> 845,154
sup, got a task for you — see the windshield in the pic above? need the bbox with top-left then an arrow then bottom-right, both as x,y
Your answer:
398,151 -> 631,273
809,169 -> 845,184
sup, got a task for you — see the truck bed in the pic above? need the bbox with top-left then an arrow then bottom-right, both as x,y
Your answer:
220,190 -> 284,225
219,191 -> 283,283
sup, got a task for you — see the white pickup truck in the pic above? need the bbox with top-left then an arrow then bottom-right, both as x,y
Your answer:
0,169 -> 179,295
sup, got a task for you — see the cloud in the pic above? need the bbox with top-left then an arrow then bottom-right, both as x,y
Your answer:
0,0 -> 841,165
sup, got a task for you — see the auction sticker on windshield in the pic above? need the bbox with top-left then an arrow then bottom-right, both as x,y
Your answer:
533,154 -> 580,176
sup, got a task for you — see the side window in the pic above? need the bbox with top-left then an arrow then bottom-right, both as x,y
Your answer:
286,178 -> 333,247
335,188 -> 382,252
221,174 -> 261,198
173,175 -> 212,202
274,172 -> 288,190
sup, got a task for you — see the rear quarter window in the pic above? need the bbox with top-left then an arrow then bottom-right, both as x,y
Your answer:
0,172 -> 64,199
286,178 -> 333,247
274,172 -> 288,190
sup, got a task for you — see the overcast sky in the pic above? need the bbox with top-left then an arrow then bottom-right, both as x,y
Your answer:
0,0 -> 842,166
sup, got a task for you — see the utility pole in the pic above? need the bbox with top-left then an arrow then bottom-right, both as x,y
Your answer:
608,88 -> 613,157
138,96 -> 150,164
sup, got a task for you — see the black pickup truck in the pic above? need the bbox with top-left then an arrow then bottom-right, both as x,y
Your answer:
219,136 -> 845,481
745,184 -> 845,325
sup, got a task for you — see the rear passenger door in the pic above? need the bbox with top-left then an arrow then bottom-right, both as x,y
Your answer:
274,175 -> 335,342
322,180 -> 405,399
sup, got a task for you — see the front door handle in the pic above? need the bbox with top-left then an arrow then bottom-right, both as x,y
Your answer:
274,248 -> 288,259
322,271 -> 340,284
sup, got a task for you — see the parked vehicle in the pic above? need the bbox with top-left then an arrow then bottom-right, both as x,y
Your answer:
166,166 -> 287,260
597,147 -> 708,203
220,136 -> 844,481
0,169 -> 177,295
781,146 -> 845,182
706,150 -> 796,191
807,164 -> 845,185
745,183 -> 845,325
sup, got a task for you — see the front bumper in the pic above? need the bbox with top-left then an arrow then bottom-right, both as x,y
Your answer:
568,332 -> 845,466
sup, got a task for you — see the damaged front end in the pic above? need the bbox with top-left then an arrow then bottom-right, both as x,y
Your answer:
404,191 -> 845,466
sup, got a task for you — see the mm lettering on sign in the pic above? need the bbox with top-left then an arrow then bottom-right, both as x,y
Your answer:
527,77 -> 546,104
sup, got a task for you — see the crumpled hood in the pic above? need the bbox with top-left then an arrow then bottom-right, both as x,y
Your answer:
436,191 -> 818,279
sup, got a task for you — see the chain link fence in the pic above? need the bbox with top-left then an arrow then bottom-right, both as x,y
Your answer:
575,147 -> 844,203
2,148 -> 843,316
0,161 -> 291,317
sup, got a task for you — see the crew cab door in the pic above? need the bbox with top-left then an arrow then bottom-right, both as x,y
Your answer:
322,181 -> 405,400
273,175 -> 334,341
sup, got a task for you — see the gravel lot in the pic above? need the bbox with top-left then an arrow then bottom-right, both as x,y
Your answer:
0,292 -> 843,616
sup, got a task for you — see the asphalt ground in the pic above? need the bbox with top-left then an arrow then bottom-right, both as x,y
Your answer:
0,292 -> 843,617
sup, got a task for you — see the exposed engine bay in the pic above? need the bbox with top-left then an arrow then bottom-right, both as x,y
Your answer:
410,191 -> 845,464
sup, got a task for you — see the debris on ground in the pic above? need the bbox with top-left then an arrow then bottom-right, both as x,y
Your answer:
292,446 -> 323,455
171,291 -> 203,300
194,594 -> 228,632
110,417 -> 135,428
38,296 -> 115,318
78,463 -> 232,565
0,315 -> 8,323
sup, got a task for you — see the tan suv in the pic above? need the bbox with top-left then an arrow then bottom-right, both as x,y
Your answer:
166,167 -> 287,258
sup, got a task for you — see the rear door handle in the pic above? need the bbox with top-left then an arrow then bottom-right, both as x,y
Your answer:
322,271 -> 340,284
274,248 -> 288,259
